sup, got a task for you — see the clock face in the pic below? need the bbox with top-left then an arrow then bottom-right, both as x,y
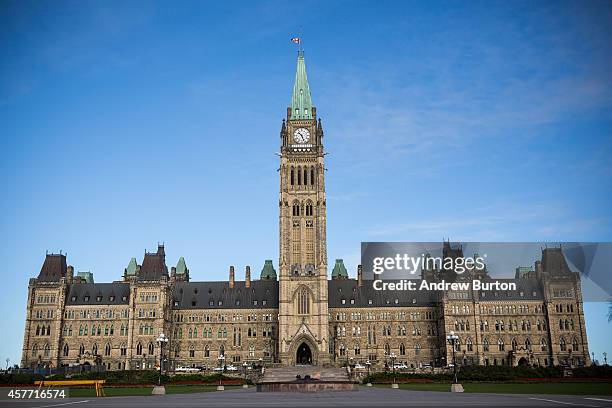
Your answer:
293,128 -> 310,144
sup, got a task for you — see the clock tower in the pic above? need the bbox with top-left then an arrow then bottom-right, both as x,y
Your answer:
278,50 -> 330,365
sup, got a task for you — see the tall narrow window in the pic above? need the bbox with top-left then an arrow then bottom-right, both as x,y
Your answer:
311,167 -> 315,185
297,288 -> 310,315
136,343 -> 143,355
63,343 -> 69,357
297,167 -> 302,185
290,167 -> 294,185
105,343 -> 111,356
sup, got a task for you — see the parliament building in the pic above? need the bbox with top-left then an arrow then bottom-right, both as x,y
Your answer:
21,52 -> 590,371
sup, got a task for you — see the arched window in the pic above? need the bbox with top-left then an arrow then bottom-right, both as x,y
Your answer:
572,337 -> 579,352
92,343 -> 98,355
498,338 -> 505,351
290,167 -> 295,185
174,344 -> 180,358
219,345 -> 225,356
148,342 -> 154,355
293,201 -> 300,217
483,338 -> 490,352
466,337 -> 473,352
32,344 -> 38,357
63,343 -> 69,357
305,202 -> 313,216
43,343 -> 50,357
297,167 -> 302,185
511,338 -> 518,351
525,338 -> 531,351
105,343 -> 111,356
415,344 -> 421,355
354,342 -> 360,355
79,344 -> 85,355
204,345 -> 210,357
189,344 -> 195,358
110,324 -> 114,335
560,337 -> 566,351
297,288 -> 310,315
540,338 -> 548,351
399,343 -> 406,355
310,167 -> 315,186
384,343 -> 391,355
136,342 -> 143,355
339,344 -> 346,356
36,325 -> 40,336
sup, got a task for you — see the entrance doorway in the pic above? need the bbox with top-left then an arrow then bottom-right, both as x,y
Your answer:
296,343 -> 312,365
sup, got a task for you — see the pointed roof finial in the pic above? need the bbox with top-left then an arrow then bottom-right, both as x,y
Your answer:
290,50 -> 313,120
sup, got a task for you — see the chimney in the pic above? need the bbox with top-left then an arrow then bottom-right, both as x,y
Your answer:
535,260 -> 542,274
67,265 -> 74,283
245,266 -> 251,288
357,264 -> 363,287
229,266 -> 235,289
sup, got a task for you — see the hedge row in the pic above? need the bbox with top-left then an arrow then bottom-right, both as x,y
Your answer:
362,365 -> 612,384
0,370 -> 243,386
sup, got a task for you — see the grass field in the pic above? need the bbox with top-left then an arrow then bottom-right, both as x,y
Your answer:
374,382 -> 612,395
67,384 -> 239,397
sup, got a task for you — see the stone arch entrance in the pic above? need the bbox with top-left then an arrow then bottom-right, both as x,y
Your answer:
296,343 -> 312,365
517,357 -> 528,366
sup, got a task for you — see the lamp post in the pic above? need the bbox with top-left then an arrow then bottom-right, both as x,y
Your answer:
156,333 -> 168,386
603,352 -> 608,366
365,360 -> 372,387
242,362 -> 249,388
217,354 -> 225,391
446,331 -> 463,392
390,352 -> 398,389
592,352 -> 595,366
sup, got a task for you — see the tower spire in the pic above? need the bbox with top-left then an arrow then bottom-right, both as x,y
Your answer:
290,50 -> 313,120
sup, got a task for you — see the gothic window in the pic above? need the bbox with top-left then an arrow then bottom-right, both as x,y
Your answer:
560,337 -> 566,351
92,343 -> 98,355
204,345 -> 210,357
511,338 -> 518,351
249,345 -> 255,357
290,167 -> 295,185
43,344 -> 50,357
572,337 -> 579,352
297,167 -> 302,185
339,344 -> 346,356
79,344 -> 85,355
483,338 -> 490,352
110,325 -> 114,335
189,345 -> 195,358
219,345 -> 225,356
292,201 -> 300,217
384,343 -> 390,355
415,344 -> 421,355
399,343 -> 406,355
148,342 -> 154,355
136,343 -> 143,355
310,167 -> 315,185
354,342 -> 360,355
174,344 -> 180,358
63,343 -> 69,357
498,338 -> 505,351
297,288 -> 310,315
32,344 -> 38,357
303,167 -> 308,185
467,337 -> 473,352
525,338 -> 532,351
305,202 -> 313,216
105,343 -> 111,356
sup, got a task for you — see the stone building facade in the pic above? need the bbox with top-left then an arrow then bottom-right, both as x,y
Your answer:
21,52 -> 590,371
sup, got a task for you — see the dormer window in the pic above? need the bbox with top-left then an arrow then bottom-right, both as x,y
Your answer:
235,299 -> 240,306
350,299 -> 355,305
84,296 -> 90,302
341,299 -> 346,305
262,300 -> 267,306
218,300 -> 223,306
96,295 -> 102,302
109,296 -> 115,302
174,300 -> 179,306
122,296 -> 127,302
368,299 -> 372,305
71,296 -> 76,302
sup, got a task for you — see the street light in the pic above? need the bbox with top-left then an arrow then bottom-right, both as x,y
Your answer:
604,352 -> 608,366
365,360 -> 372,387
242,362 -> 249,388
217,354 -> 225,391
390,352 -> 397,388
156,333 -> 168,387
446,331 -> 463,392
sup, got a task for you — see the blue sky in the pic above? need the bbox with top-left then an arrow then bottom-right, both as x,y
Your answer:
1,0 -> 611,366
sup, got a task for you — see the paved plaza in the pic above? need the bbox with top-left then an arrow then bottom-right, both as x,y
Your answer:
1,387 -> 611,408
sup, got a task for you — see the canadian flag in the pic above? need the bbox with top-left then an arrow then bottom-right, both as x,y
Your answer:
291,37 -> 301,44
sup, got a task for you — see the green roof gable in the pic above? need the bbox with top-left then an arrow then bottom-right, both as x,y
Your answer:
76,271 -> 94,283
290,51 -> 313,120
331,259 -> 348,279
125,257 -> 138,276
176,257 -> 188,275
260,260 -> 277,280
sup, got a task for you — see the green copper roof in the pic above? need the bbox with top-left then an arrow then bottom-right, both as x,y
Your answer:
331,259 -> 348,279
126,257 -> 138,276
76,271 -> 94,283
260,260 -> 277,280
291,50 -> 313,120
176,257 -> 188,275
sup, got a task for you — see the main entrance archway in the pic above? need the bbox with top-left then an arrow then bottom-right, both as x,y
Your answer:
296,343 -> 312,365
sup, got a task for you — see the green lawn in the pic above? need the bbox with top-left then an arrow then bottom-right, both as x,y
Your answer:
67,384 -> 239,397
374,382 -> 612,395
